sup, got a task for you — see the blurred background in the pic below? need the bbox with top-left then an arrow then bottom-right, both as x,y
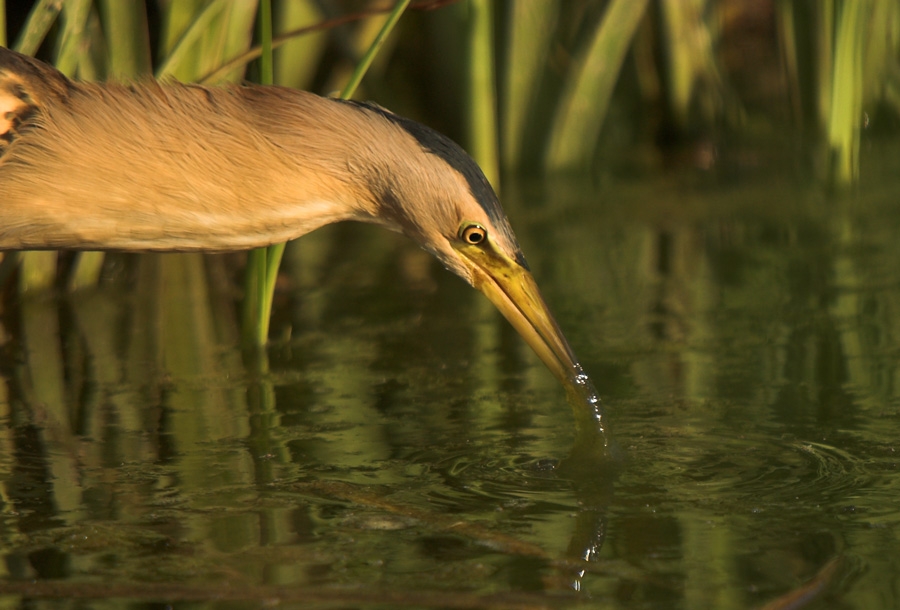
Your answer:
5,1 -> 899,176
3,0 -> 899,291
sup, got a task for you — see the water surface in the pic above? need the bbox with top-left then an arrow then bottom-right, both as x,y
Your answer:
0,149 -> 898,608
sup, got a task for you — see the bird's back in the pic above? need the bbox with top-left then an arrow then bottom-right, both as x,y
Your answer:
0,47 -> 369,251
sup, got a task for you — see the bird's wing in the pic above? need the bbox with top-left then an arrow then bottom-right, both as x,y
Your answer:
0,47 -> 71,163
0,47 -> 360,251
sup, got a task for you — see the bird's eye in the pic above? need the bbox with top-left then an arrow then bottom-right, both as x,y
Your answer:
459,223 -> 487,245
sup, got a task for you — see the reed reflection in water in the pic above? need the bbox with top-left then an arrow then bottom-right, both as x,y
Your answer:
2,162 -> 900,607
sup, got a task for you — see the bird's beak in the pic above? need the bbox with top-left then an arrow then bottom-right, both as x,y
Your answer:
453,239 -> 581,386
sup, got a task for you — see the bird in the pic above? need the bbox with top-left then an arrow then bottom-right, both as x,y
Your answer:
0,46 -> 598,405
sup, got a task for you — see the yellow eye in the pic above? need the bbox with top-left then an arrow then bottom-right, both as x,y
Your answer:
459,223 -> 487,245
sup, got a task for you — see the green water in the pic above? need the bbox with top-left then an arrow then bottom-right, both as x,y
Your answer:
1,152 -> 899,609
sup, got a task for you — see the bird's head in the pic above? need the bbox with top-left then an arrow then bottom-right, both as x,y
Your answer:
335,100 -> 583,386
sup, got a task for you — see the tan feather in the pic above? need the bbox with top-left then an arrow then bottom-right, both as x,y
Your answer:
0,47 -> 474,254
0,48 -> 599,400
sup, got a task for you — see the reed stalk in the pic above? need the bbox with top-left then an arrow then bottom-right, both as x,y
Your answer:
98,0 -> 151,78
659,0 -> 717,130
243,0 -> 276,347
337,0 -> 409,100
827,0 -> 863,185
243,0 -> 411,347
274,0 -> 326,89
155,0 -> 229,79
501,0 -> 557,171
465,0 -> 499,188
817,0 -> 835,138
544,0 -> 650,173
53,0 -> 91,76
776,1 -> 803,124
12,0 -> 60,55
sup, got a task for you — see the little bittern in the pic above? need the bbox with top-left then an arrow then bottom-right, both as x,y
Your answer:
0,47 -> 594,393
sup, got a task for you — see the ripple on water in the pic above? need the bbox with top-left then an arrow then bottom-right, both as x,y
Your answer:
422,450 -> 579,513
622,428 -> 876,513
730,440 -> 872,501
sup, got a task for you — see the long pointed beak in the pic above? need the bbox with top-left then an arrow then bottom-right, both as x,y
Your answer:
454,240 -> 581,386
